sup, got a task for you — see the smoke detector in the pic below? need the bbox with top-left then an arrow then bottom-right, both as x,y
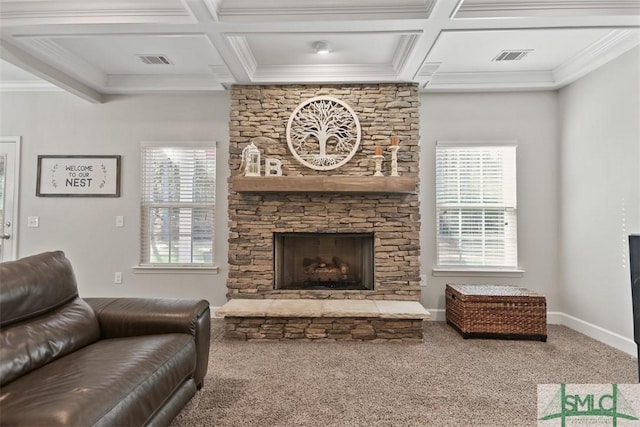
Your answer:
492,50 -> 532,62
137,54 -> 172,65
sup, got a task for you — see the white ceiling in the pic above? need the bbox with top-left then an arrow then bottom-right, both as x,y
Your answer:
0,0 -> 639,103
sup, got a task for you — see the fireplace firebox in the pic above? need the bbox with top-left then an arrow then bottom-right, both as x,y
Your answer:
274,232 -> 374,291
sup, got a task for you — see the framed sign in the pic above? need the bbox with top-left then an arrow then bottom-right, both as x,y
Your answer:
36,155 -> 121,197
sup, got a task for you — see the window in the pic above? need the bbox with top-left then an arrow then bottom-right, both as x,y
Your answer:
140,142 -> 216,267
435,141 -> 518,270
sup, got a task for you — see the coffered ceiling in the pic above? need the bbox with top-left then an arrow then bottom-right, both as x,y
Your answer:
0,0 -> 638,103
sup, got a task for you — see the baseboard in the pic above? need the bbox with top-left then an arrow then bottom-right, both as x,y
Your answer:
426,308 -> 637,357
550,312 -> 637,357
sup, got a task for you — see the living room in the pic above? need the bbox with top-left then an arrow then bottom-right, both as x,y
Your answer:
2,51 -> 639,348
1,1 -> 639,425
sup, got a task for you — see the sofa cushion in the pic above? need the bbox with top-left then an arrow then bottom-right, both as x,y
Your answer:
0,251 -> 79,327
0,297 -> 100,385
0,333 -> 196,426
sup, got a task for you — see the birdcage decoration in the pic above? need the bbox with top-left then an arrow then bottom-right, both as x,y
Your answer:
241,142 -> 261,176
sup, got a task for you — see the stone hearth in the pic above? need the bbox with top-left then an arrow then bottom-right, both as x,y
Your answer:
217,299 -> 431,341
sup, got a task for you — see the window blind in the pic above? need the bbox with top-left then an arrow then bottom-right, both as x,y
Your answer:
435,143 -> 517,268
140,143 -> 216,266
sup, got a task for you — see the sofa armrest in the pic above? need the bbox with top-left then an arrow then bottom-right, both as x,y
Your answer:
85,297 -> 210,388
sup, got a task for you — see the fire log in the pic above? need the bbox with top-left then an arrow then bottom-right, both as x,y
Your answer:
303,257 -> 321,274
333,256 -> 349,275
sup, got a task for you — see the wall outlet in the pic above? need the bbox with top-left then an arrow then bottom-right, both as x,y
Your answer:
114,272 -> 122,284
420,274 -> 428,287
27,216 -> 39,227
115,216 -> 124,227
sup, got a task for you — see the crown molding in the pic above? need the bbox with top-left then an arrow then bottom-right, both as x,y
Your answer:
453,0 -> 640,19
202,0 -> 222,21
416,62 -> 442,79
424,70 -> 554,91
252,64 -> 400,83
209,65 -> 236,84
392,34 -> 422,74
225,36 -> 257,80
553,29 -> 640,86
217,0 -> 436,21
0,80 -> 63,92
106,74 -> 226,91
414,62 -> 441,87
0,1 -> 195,25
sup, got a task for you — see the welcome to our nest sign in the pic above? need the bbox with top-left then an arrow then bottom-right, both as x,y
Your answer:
36,155 -> 121,197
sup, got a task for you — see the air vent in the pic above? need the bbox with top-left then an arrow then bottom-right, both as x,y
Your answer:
492,50 -> 532,62
137,55 -> 172,65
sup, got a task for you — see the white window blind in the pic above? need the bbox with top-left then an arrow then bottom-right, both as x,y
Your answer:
435,142 -> 518,269
140,142 -> 216,266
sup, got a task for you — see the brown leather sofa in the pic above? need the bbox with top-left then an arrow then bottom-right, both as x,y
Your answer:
0,251 -> 211,426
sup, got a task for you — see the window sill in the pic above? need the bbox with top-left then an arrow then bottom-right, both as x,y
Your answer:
432,267 -> 525,278
133,265 -> 219,274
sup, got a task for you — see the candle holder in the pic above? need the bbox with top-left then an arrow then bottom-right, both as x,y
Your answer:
373,155 -> 384,176
389,145 -> 400,177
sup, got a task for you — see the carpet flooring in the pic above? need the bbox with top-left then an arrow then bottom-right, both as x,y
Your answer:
171,319 -> 638,427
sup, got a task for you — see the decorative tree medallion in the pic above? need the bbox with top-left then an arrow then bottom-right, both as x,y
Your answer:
286,96 -> 361,171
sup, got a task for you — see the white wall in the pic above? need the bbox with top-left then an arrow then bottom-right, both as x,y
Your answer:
0,92 -> 231,306
558,46 -> 640,350
419,91 -> 561,317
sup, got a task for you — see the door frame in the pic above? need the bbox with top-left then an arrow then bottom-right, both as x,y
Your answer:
1,136 -> 21,261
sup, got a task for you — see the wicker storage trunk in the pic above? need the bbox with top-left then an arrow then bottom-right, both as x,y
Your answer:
445,283 -> 547,341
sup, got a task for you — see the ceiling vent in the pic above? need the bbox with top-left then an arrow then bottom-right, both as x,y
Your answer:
137,55 -> 172,65
492,50 -> 532,62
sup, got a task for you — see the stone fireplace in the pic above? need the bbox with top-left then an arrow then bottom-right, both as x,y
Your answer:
227,84 -> 421,302
273,232 -> 374,291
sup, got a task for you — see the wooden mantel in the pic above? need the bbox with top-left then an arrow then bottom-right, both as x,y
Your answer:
231,175 -> 417,194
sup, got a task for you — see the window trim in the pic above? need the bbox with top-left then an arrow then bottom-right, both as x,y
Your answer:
431,267 -> 525,278
137,141 -> 218,271
434,140 -> 520,273
132,265 -> 219,274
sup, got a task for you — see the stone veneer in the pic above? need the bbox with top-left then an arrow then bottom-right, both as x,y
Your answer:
225,317 -> 424,341
228,84 -> 421,301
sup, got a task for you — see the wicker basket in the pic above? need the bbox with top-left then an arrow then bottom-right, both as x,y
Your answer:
445,283 -> 547,341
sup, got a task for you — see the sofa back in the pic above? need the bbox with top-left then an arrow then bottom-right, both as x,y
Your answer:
0,251 -> 100,385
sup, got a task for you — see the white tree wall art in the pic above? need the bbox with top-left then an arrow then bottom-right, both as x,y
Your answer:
286,96 -> 361,171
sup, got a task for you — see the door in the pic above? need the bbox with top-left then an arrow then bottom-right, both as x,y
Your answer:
0,137 -> 21,262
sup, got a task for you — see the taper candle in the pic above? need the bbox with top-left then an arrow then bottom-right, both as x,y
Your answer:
390,136 -> 399,146
375,146 -> 383,156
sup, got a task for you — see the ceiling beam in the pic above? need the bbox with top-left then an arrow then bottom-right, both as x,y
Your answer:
0,39 -> 103,103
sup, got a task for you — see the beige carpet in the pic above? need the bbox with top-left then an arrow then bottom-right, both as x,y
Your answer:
171,319 -> 637,427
